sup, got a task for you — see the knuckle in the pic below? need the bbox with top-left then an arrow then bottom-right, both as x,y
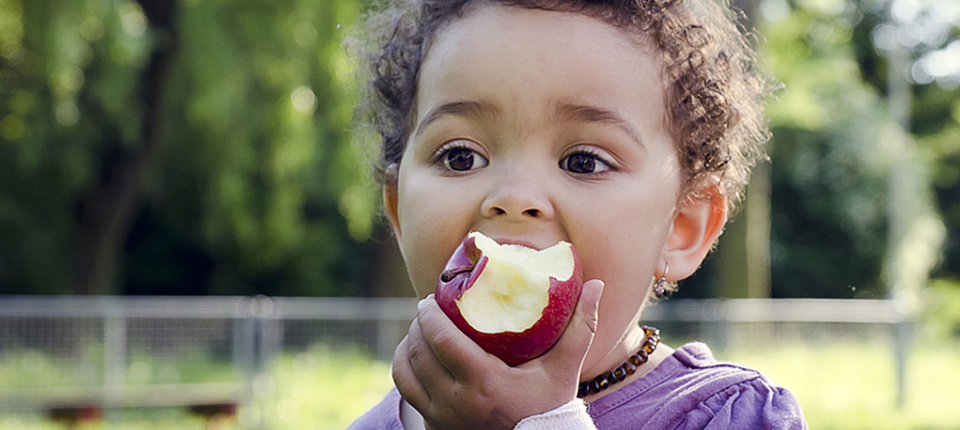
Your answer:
391,341 -> 407,383
408,337 -> 430,363
391,359 -> 404,385
429,327 -> 456,352
584,312 -> 599,333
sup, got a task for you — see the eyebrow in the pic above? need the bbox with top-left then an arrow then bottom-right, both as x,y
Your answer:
552,102 -> 646,149
413,100 -> 646,149
413,100 -> 499,138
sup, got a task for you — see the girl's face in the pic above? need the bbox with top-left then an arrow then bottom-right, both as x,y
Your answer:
385,4 -> 722,375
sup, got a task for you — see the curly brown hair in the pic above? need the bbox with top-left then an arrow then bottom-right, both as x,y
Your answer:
354,0 -> 773,212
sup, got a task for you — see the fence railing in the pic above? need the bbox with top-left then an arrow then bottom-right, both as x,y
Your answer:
0,295 -> 915,426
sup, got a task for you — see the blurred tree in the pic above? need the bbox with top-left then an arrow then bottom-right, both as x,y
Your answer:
761,0 -> 893,298
710,0 -> 773,300
759,0 -> 955,298
0,0 -> 384,296
682,0 -> 957,299
1,0 -> 956,299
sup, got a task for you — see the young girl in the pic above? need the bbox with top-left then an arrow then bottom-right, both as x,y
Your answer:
349,0 -> 806,428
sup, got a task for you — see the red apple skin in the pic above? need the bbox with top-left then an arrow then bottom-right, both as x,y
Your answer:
435,234 -> 583,366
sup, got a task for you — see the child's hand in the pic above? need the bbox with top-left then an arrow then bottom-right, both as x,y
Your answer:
392,279 -> 604,430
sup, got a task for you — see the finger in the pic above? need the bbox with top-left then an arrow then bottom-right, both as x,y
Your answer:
539,279 -> 604,371
407,307 -> 456,393
416,294 -> 495,380
393,334 -> 431,412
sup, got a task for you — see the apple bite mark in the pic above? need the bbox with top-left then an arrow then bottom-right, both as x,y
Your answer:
459,233 -> 575,332
436,231 -> 583,365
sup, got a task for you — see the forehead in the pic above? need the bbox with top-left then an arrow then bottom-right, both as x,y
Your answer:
416,3 -> 668,136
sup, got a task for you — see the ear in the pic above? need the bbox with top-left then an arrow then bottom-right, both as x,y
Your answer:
382,163 -> 402,240
661,187 -> 727,281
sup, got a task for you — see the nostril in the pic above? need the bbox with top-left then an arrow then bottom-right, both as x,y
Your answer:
523,208 -> 540,217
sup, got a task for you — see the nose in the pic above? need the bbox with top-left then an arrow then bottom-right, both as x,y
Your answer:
480,170 -> 554,220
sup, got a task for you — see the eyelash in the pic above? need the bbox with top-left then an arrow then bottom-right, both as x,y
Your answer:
560,147 -> 616,175
431,141 -> 487,172
431,141 -> 470,161
430,142 -> 616,175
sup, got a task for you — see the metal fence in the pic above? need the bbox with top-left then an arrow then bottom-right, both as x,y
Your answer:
0,295 -> 914,427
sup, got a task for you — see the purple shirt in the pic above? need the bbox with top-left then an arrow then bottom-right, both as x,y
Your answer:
348,343 -> 807,429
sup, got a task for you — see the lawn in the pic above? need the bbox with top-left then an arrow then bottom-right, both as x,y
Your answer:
3,338 -> 958,429
721,340 -> 960,430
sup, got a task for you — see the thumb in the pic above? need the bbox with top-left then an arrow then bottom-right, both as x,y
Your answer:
539,279 -> 604,371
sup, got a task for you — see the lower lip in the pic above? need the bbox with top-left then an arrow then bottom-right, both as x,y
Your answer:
489,238 -> 540,250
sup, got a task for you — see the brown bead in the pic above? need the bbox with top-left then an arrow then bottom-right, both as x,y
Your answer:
592,378 -> 606,393
577,326 -> 660,398
613,366 -> 628,381
578,383 -> 591,398
637,348 -> 649,361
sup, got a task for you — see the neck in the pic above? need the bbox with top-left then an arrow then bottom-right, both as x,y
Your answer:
583,324 -> 646,378
580,325 -> 673,402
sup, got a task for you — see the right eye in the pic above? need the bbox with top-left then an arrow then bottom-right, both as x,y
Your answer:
434,143 -> 489,172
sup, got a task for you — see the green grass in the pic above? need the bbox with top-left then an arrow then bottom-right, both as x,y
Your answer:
720,340 -> 960,430
260,344 -> 394,429
4,339 -> 959,429
0,345 -> 393,430
0,411 -> 217,430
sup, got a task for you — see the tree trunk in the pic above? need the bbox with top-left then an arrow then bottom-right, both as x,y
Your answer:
714,0 -> 772,299
69,0 -> 178,295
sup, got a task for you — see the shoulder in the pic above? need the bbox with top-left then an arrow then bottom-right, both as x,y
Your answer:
347,387 -> 405,430
671,343 -> 807,429
589,343 -> 807,430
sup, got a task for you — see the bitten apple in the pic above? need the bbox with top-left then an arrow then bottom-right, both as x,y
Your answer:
434,231 -> 583,366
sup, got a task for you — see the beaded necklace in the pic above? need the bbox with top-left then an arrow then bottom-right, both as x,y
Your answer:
577,325 -> 660,398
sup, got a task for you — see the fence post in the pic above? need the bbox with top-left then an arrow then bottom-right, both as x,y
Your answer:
253,295 -> 276,430
893,320 -> 912,409
102,302 -> 126,423
234,304 -> 256,429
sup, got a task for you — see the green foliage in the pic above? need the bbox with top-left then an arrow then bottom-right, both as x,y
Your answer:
0,0 -> 958,298
0,0 -> 154,293
150,0 -> 375,296
921,277 -> 960,339
918,89 -> 960,281
758,0 -> 958,298
761,2 -> 889,297
0,0 -> 379,296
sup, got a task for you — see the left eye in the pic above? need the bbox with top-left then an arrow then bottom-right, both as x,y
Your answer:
560,152 -> 611,174
439,147 -> 489,172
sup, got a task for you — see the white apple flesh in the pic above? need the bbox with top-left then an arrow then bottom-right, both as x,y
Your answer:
435,231 -> 583,366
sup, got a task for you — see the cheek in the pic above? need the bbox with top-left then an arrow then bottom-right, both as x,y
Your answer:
582,231 -> 661,315
396,173 -> 474,298
573,197 -> 673,276
569,189 -> 675,351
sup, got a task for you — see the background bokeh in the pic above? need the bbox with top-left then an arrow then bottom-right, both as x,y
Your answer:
1,0 -> 959,428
